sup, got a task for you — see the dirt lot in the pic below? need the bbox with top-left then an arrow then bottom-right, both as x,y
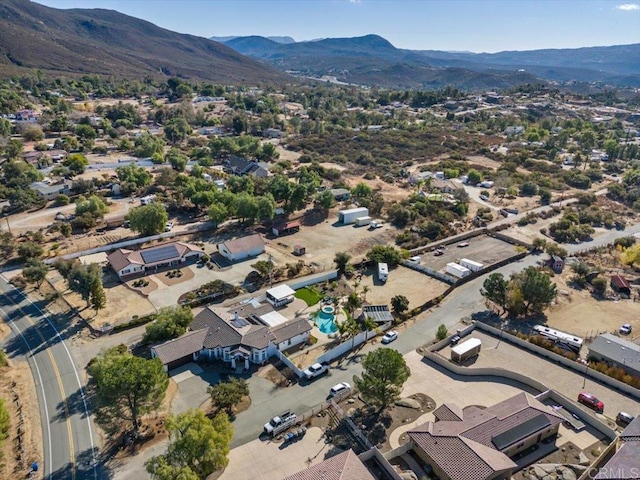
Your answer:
357,265 -> 449,309
545,269 -> 639,340
420,235 -> 521,273
0,324 -> 43,479
267,208 -> 398,269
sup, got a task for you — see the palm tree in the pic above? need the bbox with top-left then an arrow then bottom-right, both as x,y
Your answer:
361,285 -> 370,302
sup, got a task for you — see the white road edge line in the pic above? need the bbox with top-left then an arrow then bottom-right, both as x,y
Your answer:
0,304 -> 53,479
1,275 -> 98,480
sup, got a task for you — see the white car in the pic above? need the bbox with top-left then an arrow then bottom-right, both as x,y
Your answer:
329,382 -> 351,397
619,324 -> 632,335
165,221 -> 174,231
457,241 -> 470,248
381,330 -> 398,344
479,194 -> 489,201
302,362 -> 329,380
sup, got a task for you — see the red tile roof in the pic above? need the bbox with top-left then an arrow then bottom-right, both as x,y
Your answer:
282,449 -> 375,480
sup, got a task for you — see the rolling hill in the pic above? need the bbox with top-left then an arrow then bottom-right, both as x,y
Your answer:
0,0 -> 285,83
219,34 -> 640,88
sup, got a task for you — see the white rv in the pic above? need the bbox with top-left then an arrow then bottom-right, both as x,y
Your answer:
377,263 -> 389,282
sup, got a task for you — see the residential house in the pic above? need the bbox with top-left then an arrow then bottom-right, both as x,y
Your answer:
218,234 -> 265,262
358,305 -> 394,325
431,178 -> 460,194
272,220 -> 300,237
151,329 -> 208,371
29,181 -> 72,201
329,188 -> 351,201
594,417 -> 640,480
263,128 -> 284,138
588,334 -> 640,378
25,149 -> 69,167
282,449 -> 376,480
224,155 -> 269,178
504,126 -> 525,136
610,274 -> 632,297
405,392 -> 564,480
183,303 -> 311,371
107,241 -> 205,279
15,109 -> 39,123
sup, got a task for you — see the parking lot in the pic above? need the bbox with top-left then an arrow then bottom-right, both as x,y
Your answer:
421,235 -> 521,273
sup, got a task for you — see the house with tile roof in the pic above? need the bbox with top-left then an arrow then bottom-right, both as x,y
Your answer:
406,392 -> 565,480
282,449 -> 376,480
107,241 -> 205,278
151,300 -> 311,372
594,417 -> 640,480
218,233 -> 265,262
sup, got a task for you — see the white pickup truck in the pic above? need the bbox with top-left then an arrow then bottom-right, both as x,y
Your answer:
264,411 -> 297,437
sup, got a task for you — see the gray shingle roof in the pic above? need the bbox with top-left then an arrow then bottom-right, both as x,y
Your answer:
588,334 -> 640,375
151,329 -> 208,365
594,442 -> 640,479
271,319 -> 312,344
192,308 -> 243,349
282,449 -> 375,480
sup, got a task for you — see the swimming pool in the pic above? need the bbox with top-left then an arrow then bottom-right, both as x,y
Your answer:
315,306 -> 338,334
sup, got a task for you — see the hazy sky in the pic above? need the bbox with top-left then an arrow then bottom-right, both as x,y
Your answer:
35,0 -> 640,52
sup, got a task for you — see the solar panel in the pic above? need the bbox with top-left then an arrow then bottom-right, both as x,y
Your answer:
140,245 -> 179,264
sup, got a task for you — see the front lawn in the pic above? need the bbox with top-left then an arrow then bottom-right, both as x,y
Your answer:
295,287 -> 322,306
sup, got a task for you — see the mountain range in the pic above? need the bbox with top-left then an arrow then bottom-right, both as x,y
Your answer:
0,0 -> 283,83
218,34 -> 640,88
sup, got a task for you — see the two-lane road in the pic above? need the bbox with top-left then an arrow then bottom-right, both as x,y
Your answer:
0,275 -> 99,480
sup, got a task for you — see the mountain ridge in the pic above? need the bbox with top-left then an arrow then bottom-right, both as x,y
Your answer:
0,0 -> 285,83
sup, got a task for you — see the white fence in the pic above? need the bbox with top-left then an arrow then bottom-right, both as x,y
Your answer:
316,330 -> 379,364
288,270 -> 338,290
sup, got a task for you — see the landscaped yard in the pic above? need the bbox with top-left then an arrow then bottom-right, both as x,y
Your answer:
294,287 -> 322,306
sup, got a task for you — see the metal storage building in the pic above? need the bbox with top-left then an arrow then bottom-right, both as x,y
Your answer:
460,258 -> 484,272
338,207 -> 369,225
446,262 -> 471,279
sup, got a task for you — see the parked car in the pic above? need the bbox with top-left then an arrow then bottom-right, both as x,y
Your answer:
616,411 -> 635,426
165,221 -> 174,231
457,242 -> 470,248
450,335 -> 461,346
381,330 -> 398,344
329,382 -> 351,398
479,194 -> 489,201
578,392 -> 604,413
434,248 -> 445,256
619,324 -> 632,335
302,362 -> 329,380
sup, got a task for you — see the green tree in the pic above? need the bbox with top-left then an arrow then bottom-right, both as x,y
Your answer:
251,259 -> 273,279
480,273 -> 509,315
532,237 -> 547,252
75,194 -> 108,218
90,279 -> 107,313
89,351 -> 168,436
146,410 -> 232,479
208,378 -> 249,415
570,261 -> 591,286
134,132 -> 165,158
233,192 -> 259,223
353,348 -> 410,412
256,195 -> 276,221
334,251 -> 351,276
0,118 -> 12,137
544,242 -> 568,259
5,139 -> 24,159
166,147 -> 189,172
351,182 -> 372,199
520,182 -> 538,196
366,245 -> 402,266
145,458 -> 198,480
116,164 -> 152,187
22,259 -> 48,289
620,243 -> 640,267
75,124 -> 97,140
21,123 -> 45,141
591,277 -> 607,295
207,203 -> 228,226
315,190 -> 335,210
391,295 -> 409,315
164,117 -> 192,144
143,306 -> 194,344
67,262 -> 103,308
466,169 -> 482,185
64,153 -> 89,175
127,203 -> 168,236
17,241 -> 44,261
511,267 -> 557,316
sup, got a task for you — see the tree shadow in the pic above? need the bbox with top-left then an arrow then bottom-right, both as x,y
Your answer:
48,446 -> 111,480
52,385 -> 94,422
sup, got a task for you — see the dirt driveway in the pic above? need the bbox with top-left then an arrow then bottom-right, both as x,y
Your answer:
358,266 -> 449,309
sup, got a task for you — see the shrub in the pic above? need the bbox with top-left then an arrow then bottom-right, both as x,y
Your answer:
436,324 -> 448,340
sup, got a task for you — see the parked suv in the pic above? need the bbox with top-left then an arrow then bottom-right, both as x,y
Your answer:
578,392 -> 604,413
616,411 -> 635,427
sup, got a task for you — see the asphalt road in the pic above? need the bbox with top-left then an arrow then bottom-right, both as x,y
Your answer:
0,275 -> 101,480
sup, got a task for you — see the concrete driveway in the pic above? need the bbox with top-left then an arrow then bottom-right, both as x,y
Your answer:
218,427 -> 332,480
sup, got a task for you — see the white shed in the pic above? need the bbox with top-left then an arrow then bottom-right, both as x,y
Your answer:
460,258 -> 483,272
446,262 -> 471,279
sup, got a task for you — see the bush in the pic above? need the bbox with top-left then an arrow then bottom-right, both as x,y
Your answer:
112,313 -> 156,332
436,324 -> 448,340
591,277 -> 607,295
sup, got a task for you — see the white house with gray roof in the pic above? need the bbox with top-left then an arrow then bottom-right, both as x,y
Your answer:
588,334 -> 640,378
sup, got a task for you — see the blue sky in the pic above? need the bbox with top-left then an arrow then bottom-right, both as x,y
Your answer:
36,0 -> 640,52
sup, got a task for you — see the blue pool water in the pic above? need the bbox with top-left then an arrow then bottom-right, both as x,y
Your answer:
316,310 -> 338,334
